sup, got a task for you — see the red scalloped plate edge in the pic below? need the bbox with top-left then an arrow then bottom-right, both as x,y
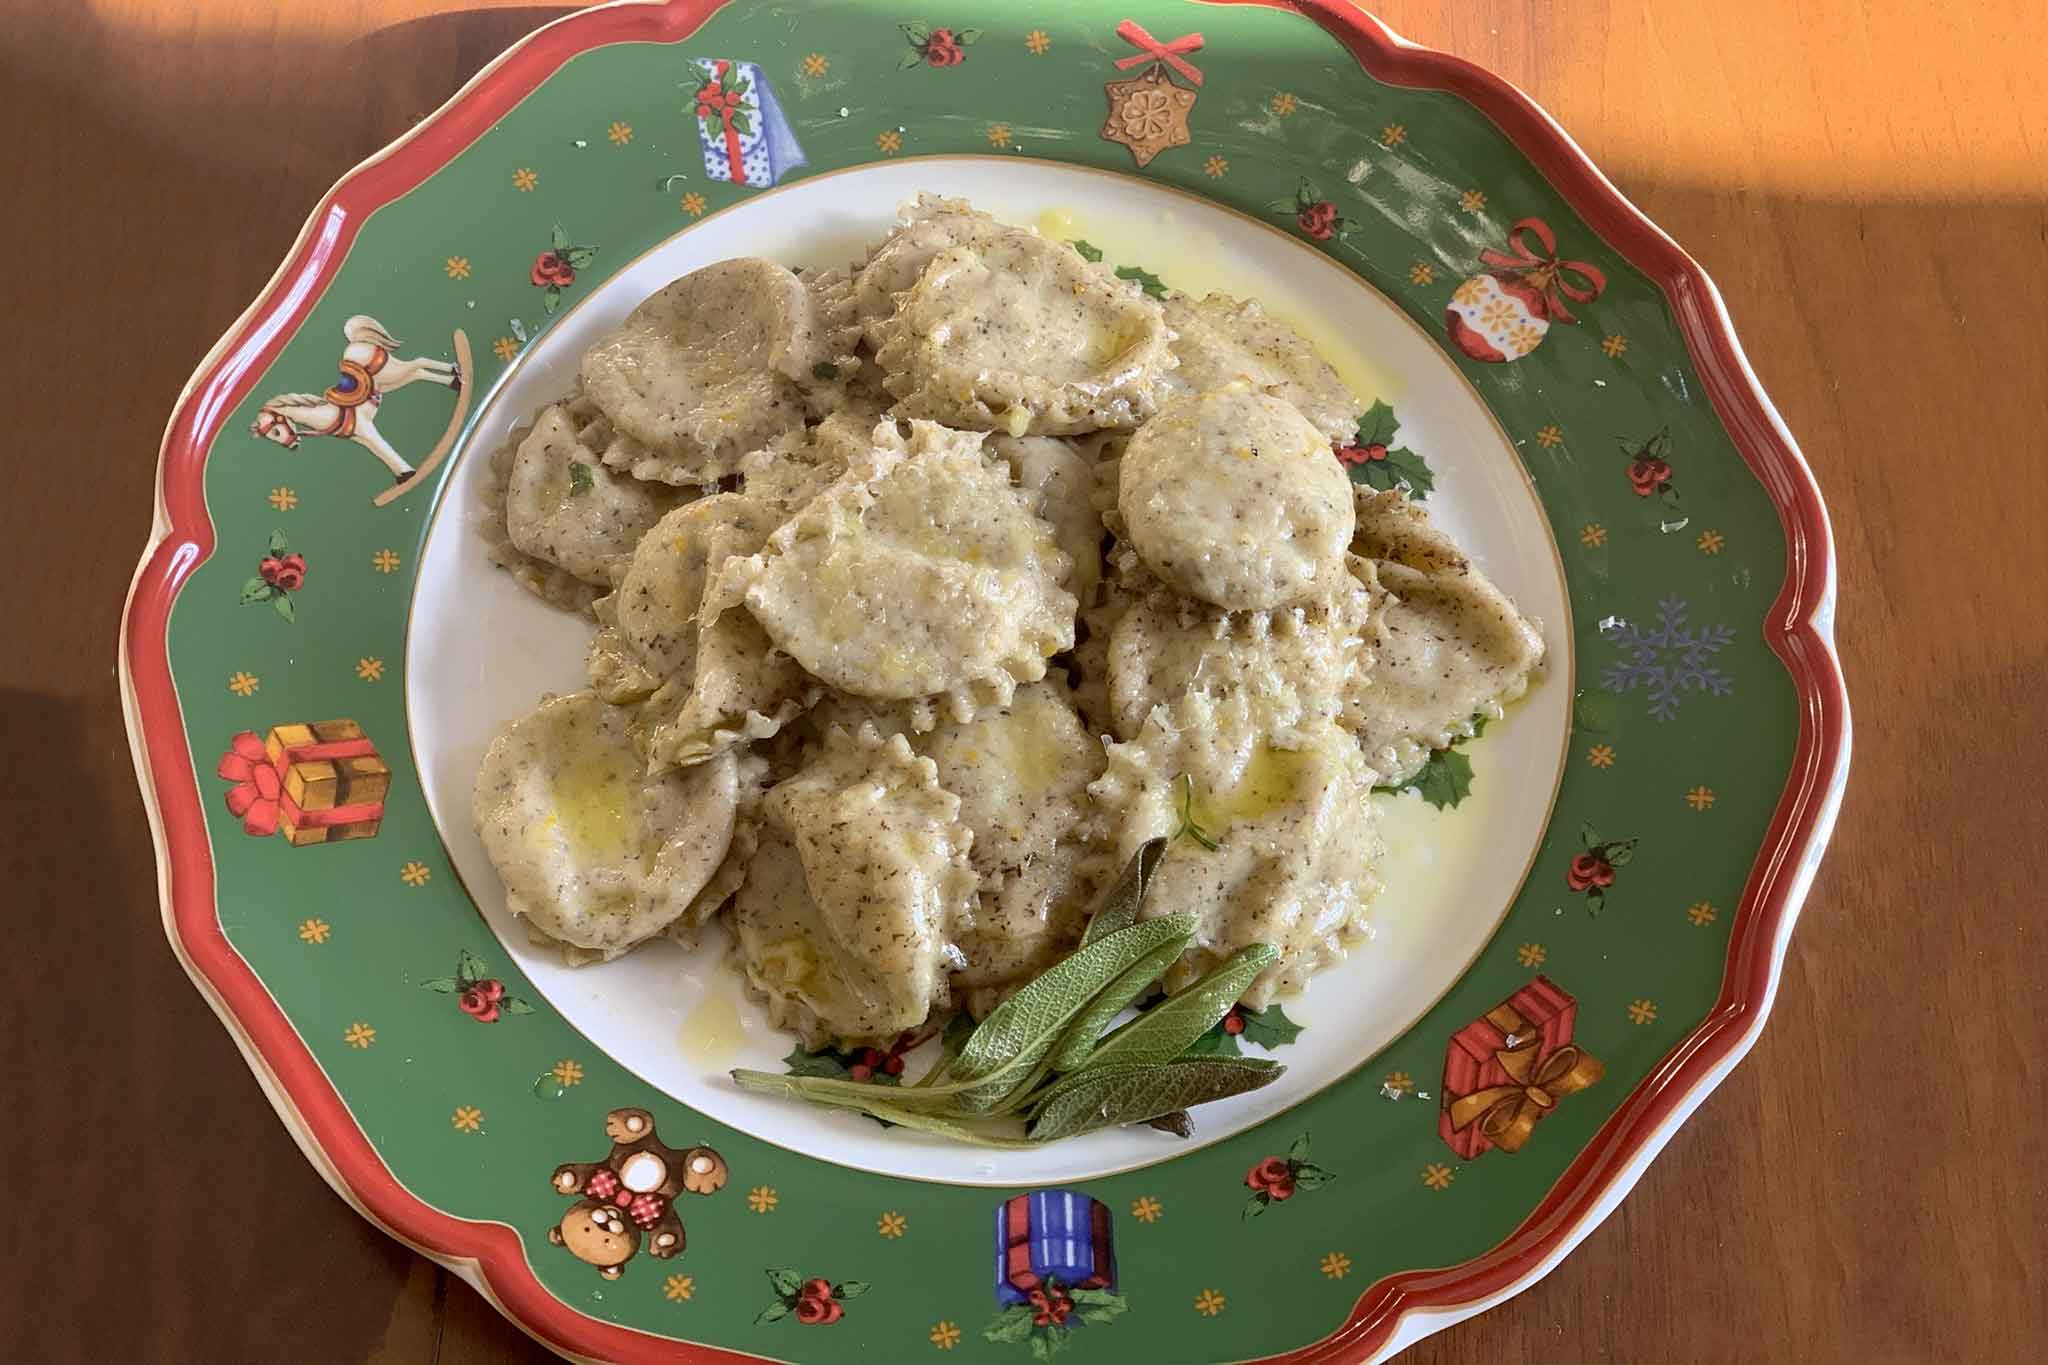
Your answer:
117,2 -> 1850,1361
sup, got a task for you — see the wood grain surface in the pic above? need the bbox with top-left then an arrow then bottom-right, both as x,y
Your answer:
4,1 -> 2042,1360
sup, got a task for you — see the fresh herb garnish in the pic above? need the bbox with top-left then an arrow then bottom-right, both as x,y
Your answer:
1173,773 -> 1221,850
567,460 -> 594,496
729,840 -> 1285,1145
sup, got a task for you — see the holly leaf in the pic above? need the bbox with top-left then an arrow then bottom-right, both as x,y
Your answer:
420,977 -> 459,993
1287,1133 -> 1312,1165
898,50 -> 925,69
782,1044 -> 851,1080
1292,1163 -> 1337,1191
900,21 -> 931,44
984,1308 -> 1039,1344
729,111 -> 753,137
1040,1327 -> 1068,1359
561,246 -> 597,268
1069,239 -> 1104,262
1398,745 -> 1475,809
550,223 -> 569,252
1380,446 -> 1436,498
267,529 -> 290,555
272,594 -> 295,622
568,461 -> 595,496
239,578 -> 272,605
1238,1003 -> 1304,1049
1115,264 -> 1169,299
1353,399 -> 1400,449
1659,486 -> 1683,509
1066,1288 -> 1124,1311
1579,820 -> 1602,849
544,284 -> 562,315
1607,839 -> 1637,868
1298,178 -> 1323,205
833,1280 -> 869,1300
502,997 -> 536,1015
1181,1026 -> 1241,1057
755,1301 -> 790,1325
958,28 -> 983,43
457,949 -> 488,983
1029,1332 -> 1053,1362
765,1267 -> 803,1300
1243,1190 -> 1271,1219
1585,888 -> 1605,916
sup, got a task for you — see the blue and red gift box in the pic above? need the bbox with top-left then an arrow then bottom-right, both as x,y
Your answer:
993,1190 -> 1116,1307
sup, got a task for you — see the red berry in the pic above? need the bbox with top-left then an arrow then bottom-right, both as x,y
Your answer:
1222,1010 -> 1245,1035
883,1054 -> 905,1076
848,1063 -> 873,1082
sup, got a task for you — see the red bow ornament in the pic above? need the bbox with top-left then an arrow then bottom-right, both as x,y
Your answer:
1477,217 -> 1606,324
217,731 -> 282,836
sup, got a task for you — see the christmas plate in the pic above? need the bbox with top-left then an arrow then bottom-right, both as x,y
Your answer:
120,2 -> 1848,1360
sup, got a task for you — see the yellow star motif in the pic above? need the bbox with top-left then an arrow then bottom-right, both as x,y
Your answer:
1270,92 -> 1297,116
1602,333 -> 1629,358
1024,30 -> 1051,55
356,657 -> 384,682
1380,123 -> 1407,147
1422,1162 -> 1455,1190
1579,522 -> 1607,547
1697,529 -> 1726,555
877,129 -> 903,154
1686,785 -> 1717,811
400,861 -> 432,887
987,123 -> 1012,148
452,1105 -> 484,1132
299,918 -> 330,944
747,1185 -> 778,1213
1203,154 -> 1228,178
1129,1196 -> 1163,1223
1459,188 -> 1487,213
1320,1251 -> 1351,1279
930,1320 -> 962,1349
680,192 -> 707,217
267,486 -> 298,511
342,1022 -> 375,1048
1535,424 -> 1565,449
227,671 -> 259,697
1628,999 -> 1658,1025
1687,900 -> 1719,926
512,167 -> 537,192
1382,1070 -> 1413,1095
1409,261 -> 1435,286
878,1211 -> 907,1238
664,1273 -> 694,1301
1193,1288 -> 1226,1317
608,120 -> 633,146
493,336 -> 519,362
443,256 -> 471,280
801,53 -> 829,78
371,548 -> 401,574
1517,942 -> 1547,968
1587,744 -> 1615,768
551,1059 -> 584,1086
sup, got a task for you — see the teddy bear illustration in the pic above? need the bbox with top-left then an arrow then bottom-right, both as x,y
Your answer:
547,1107 -> 728,1279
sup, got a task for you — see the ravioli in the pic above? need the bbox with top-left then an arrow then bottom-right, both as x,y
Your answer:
733,419 -> 1075,710
1105,570 -> 1376,741
1155,293 -> 1364,443
989,434 -> 1104,606
1344,490 -> 1545,784
578,258 -> 819,483
731,723 -> 976,1045
1118,383 -> 1355,610
738,401 -> 890,514
481,422 -> 603,614
874,228 -> 1174,435
472,691 -> 743,960
1091,693 -> 1383,1005
502,399 -> 690,587
826,194 -> 1009,342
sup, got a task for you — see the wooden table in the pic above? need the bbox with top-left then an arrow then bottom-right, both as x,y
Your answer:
8,1 -> 2042,1359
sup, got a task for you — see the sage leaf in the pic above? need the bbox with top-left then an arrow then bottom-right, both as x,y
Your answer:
1029,1056 -> 1285,1142
1080,943 -> 1279,1072
1079,838 -> 1168,947
1143,1110 -> 1194,1138
948,910 -> 1195,1084
1046,937 -> 1182,1072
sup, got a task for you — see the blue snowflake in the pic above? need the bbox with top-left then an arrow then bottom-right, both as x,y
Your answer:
1600,595 -> 1735,721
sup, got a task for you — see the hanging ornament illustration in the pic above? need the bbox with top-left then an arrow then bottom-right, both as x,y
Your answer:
1101,19 -> 1202,168
1444,217 -> 1606,363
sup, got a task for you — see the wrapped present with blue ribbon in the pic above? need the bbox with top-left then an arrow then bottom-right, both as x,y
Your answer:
992,1190 -> 1117,1307
687,57 -> 807,189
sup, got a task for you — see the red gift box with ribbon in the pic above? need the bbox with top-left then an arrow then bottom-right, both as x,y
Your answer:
217,719 -> 389,847
1438,976 -> 1605,1159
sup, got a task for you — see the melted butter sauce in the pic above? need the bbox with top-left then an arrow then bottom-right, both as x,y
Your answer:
1191,744 -> 1317,833
680,983 -> 747,1068
551,747 -> 634,863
